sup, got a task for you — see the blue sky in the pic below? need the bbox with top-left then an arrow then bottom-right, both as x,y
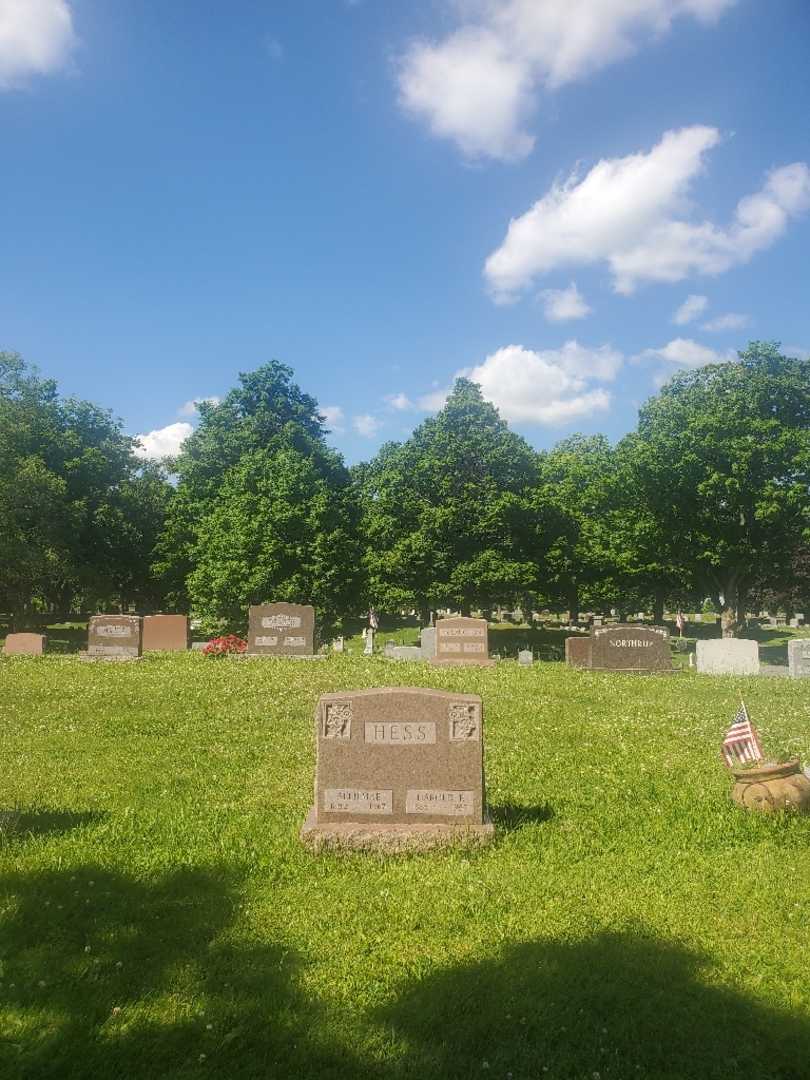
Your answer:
2,1 -> 809,464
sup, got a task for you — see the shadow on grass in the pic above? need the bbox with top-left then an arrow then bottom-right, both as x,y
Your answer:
2,869 -> 809,1080
376,932 -> 810,1080
0,808 -> 107,841
489,802 -> 554,831
0,865 -> 357,1080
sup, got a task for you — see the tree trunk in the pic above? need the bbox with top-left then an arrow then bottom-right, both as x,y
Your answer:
653,589 -> 665,626
569,585 -> 579,625
418,603 -> 430,628
719,573 -> 742,638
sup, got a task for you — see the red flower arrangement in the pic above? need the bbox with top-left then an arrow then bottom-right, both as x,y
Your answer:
202,634 -> 247,657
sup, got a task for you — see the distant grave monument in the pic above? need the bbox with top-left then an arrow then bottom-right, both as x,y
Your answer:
565,636 -> 591,668
142,615 -> 189,652
696,638 -> 759,675
383,641 -> 422,661
247,603 -> 315,657
86,615 -> 142,659
420,627 -> 436,660
431,617 -> 494,667
301,687 -> 494,851
585,625 -> 673,672
3,633 -> 46,656
788,640 -> 810,679
518,649 -> 533,666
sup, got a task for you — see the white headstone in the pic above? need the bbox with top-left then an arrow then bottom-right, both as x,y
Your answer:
788,639 -> 810,678
420,627 -> 436,660
363,628 -> 375,656
518,650 -> 533,666
696,638 -> 759,676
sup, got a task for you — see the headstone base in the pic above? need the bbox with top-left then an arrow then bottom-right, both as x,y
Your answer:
77,652 -> 144,662
299,807 -> 495,853
430,657 -> 496,668
233,652 -> 326,661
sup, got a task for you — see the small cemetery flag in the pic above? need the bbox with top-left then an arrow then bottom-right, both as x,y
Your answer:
721,700 -> 764,768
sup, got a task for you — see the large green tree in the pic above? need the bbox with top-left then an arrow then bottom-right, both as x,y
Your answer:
357,379 -> 561,618
0,352 -> 173,624
160,361 -> 362,637
626,343 -> 810,635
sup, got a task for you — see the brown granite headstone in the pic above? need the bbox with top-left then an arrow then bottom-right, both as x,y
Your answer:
430,617 -> 494,667
589,624 -> 672,672
247,603 -> 315,656
3,633 -> 46,656
87,615 -> 142,658
565,636 -> 591,668
301,687 -> 494,851
142,615 -> 189,652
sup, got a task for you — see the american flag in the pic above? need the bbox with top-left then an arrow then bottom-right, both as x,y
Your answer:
721,701 -> 764,768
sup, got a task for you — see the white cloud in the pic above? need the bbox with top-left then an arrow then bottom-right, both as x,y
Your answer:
320,405 -> 345,433
397,0 -> 735,161
539,282 -> 591,322
134,422 -> 193,461
485,126 -> 810,299
353,413 -> 383,437
418,386 -> 451,412
672,294 -> 708,325
638,337 -> 735,368
385,392 -> 414,411
785,345 -> 810,362
178,396 -> 220,417
0,0 -> 77,88
700,312 -> 749,331
265,35 -> 283,62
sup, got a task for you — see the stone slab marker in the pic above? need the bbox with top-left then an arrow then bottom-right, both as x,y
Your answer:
247,603 -> 315,656
87,615 -> 142,658
3,633 -> 46,656
142,615 -> 189,652
589,625 -> 672,672
788,640 -> 810,678
431,617 -> 494,667
565,636 -> 591,667
518,649 -> 533,666
420,627 -> 436,660
301,687 -> 494,852
696,638 -> 759,675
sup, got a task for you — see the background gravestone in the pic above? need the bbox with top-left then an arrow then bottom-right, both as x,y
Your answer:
301,687 -> 493,851
420,627 -> 436,660
589,625 -> 672,672
787,640 -> 810,678
87,615 -> 142,658
3,633 -> 46,656
142,615 -> 189,652
565,636 -> 591,667
696,638 -> 759,675
431,617 -> 494,667
518,650 -> 533,666
247,603 -> 315,656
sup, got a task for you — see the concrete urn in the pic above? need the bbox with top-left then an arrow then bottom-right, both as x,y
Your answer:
731,760 -> 810,814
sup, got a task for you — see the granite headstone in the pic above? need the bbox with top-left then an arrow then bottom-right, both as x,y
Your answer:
247,603 -> 315,656
142,615 -> 189,652
788,640 -> 810,678
565,636 -> 591,667
87,615 -> 142,658
3,633 -> 46,656
420,627 -> 436,660
696,638 -> 759,675
301,687 -> 493,851
431,617 -> 494,667
589,624 -> 672,672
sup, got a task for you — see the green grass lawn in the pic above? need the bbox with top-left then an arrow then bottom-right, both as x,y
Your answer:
1,654 -> 809,1079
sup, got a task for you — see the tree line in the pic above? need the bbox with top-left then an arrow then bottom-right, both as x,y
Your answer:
2,342 -> 809,638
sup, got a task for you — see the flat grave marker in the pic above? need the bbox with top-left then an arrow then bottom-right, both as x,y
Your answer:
301,687 -> 493,851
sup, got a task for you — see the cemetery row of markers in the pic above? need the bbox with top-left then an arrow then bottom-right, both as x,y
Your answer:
4,605 -> 810,849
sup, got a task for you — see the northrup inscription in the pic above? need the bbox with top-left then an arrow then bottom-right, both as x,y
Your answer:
301,687 -> 494,851
247,603 -> 315,656
588,624 -> 672,672
431,617 -> 494,667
